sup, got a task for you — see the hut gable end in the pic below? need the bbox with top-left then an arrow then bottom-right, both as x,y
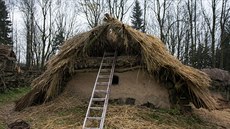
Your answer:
15,15 -> 217,111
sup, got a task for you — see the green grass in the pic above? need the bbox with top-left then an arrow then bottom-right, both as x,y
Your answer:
0,87 -> 31,105
0,87 -> 31,129
0,123 -> 5,129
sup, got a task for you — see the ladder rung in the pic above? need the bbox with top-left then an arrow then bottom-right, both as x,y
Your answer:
90,107 -> 103,110
102,63 -> 112,67
96,82 -> 109,86
104,57 -> 115,60
95,90 -> 108,93
98,75 -> 110,78
92,98 -> 106,101
100,69 -> 111,72
87,117 -> 102,120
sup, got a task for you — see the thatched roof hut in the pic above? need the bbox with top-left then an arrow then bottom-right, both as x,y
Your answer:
15,15 -> 216,111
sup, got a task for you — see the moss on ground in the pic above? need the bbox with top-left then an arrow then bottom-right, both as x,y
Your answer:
0,87 -> 31,105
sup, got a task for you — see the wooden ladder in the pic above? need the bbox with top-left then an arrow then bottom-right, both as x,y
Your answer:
82,51 -> 117,129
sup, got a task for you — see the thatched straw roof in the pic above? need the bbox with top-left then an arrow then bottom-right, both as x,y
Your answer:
15,14 -> 217,111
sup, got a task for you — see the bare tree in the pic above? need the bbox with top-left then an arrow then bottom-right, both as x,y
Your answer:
184,0 -> 198,65
48,0 -> 79,57
143,0 -> 147,32
210,0 -> 218,67
150,0 -> 172,43
219,0 -> 230,68
18,0 -> 80,68
36,0 -> 53,67
106,0 -> 132,22
80,0 -> 105,28
176,0 -> 185,59
19,0 -> 36,68
211,0 -> 218,67
201,0 -> 218,67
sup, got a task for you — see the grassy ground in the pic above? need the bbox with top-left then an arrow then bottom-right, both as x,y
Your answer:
0,87 -> 31,128
0,87 -> 31,105
0,87 -> 220,129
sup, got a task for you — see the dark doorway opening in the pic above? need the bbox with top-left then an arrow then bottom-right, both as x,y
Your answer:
112,75 -> 119,85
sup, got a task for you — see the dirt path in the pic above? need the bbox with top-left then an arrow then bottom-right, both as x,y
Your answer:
0,103 -> 16,126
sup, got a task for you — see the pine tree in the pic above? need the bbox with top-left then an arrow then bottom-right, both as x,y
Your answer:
0,0 -> 12,45
52,30 -> 65,54
131,0 -> 143,31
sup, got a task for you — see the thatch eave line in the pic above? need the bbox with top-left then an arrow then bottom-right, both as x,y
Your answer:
14,15 -> 217,111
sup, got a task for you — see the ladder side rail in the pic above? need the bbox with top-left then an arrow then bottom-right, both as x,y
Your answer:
100,93 -> 109,128
83,53 -> 106,128
110,51 -> 117,82
99,51 -> 117,128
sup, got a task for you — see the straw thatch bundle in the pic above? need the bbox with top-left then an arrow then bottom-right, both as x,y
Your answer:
15,14 -> 216,111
